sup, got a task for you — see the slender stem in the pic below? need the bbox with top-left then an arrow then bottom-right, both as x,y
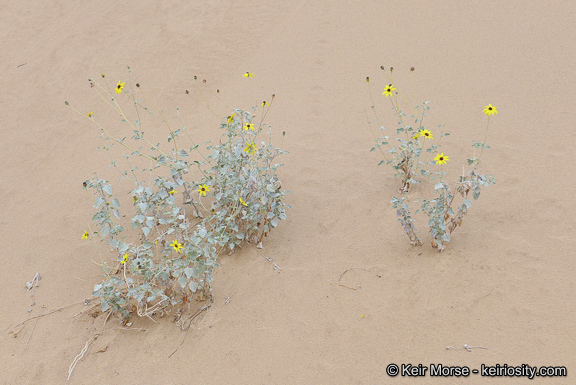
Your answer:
476,116 -> 491,166
139,87 -> 179,160
364,109 -> 389,162
194,78 -> 221,119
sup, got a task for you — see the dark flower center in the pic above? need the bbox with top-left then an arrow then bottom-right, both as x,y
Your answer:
440,157 -> 444,160
488,107 -> 492,110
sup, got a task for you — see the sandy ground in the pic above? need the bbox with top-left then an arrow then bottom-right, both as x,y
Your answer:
1,0 -> 575,384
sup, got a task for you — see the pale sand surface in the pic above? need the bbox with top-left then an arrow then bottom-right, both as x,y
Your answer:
1,0 -> 575,384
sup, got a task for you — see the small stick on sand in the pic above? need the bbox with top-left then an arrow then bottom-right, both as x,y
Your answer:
262,255 -> 282,271
329,282 -> 357,290
23,304 -> 44,351
446,344 -> 488,352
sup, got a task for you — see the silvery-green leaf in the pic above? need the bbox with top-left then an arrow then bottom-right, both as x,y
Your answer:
119,242 -> 129,253
178,275 -> 188,288
184,267 -> 194,279
142,227 -> 151,237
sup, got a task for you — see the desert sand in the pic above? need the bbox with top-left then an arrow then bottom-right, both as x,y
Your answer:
1,0 -> 575,384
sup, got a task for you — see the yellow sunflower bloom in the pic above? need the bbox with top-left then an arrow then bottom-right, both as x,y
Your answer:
227,113 -> 236,124
87,112 -> 93,118
243,72 -> 254,78
483,104 -> 498,116
382,84 -> 396,97
244,142 -> 257,156
120,254 -> 129,265
169,189 -> 177,195
197,184 -> 210,196
239,197 -> 248,206
434,153 -> 449,165
169,240 -> 184,253
262,101 -> 268,107
82,230 -> 89,240
419,129 -> 433,140
243,123 -> 255,131
115,81 -> 125,94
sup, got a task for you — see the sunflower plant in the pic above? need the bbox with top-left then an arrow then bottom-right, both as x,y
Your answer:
69,69 -> 289,322
367,66 -> 496,252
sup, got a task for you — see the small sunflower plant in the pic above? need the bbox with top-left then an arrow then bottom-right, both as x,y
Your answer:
69,70 -> 289,321
367,67 -> 496,252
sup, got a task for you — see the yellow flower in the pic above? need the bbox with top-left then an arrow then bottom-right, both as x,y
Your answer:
239,197 -> 248,206
82,230 -> 89,240
115,81 -> 125,94
169,189 -> 177,195
169,240 -> 184,253
434,153 -> 449,165
483,104 -> 498,116
243,72 -> 254,78
262,101 -> 268,107
227,113 -> 236,124
419,129 -> 433,140
243,123 -> 255,131
244,141 -> 257,156
120,254 -> 129,265
382,84 -> 396,97
87,112 -> 93,118
198,184 -> 210,196
133,196 -> 138,203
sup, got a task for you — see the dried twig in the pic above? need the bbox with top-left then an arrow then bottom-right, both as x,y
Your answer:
446,344 -> 488,352
262,255 -> 282,271
12,300 -> 85,334
330,282 -> 357,290
224,291 -> 238,306
25,273 -> 41,291
180,304 -> 211,331
67,335 -> 97,381
67,327 -> 143,381
23,305 -> 44,351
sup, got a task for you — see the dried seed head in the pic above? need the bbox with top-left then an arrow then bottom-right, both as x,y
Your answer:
194,75 -> 197,80
380,66 -> 385,70
185,90 -> 189,94
217,89 -> 220,93
202,79 -> 206,83
410,67 -> 415,72
272,94 -> 276,99
136,83 -> 140,87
